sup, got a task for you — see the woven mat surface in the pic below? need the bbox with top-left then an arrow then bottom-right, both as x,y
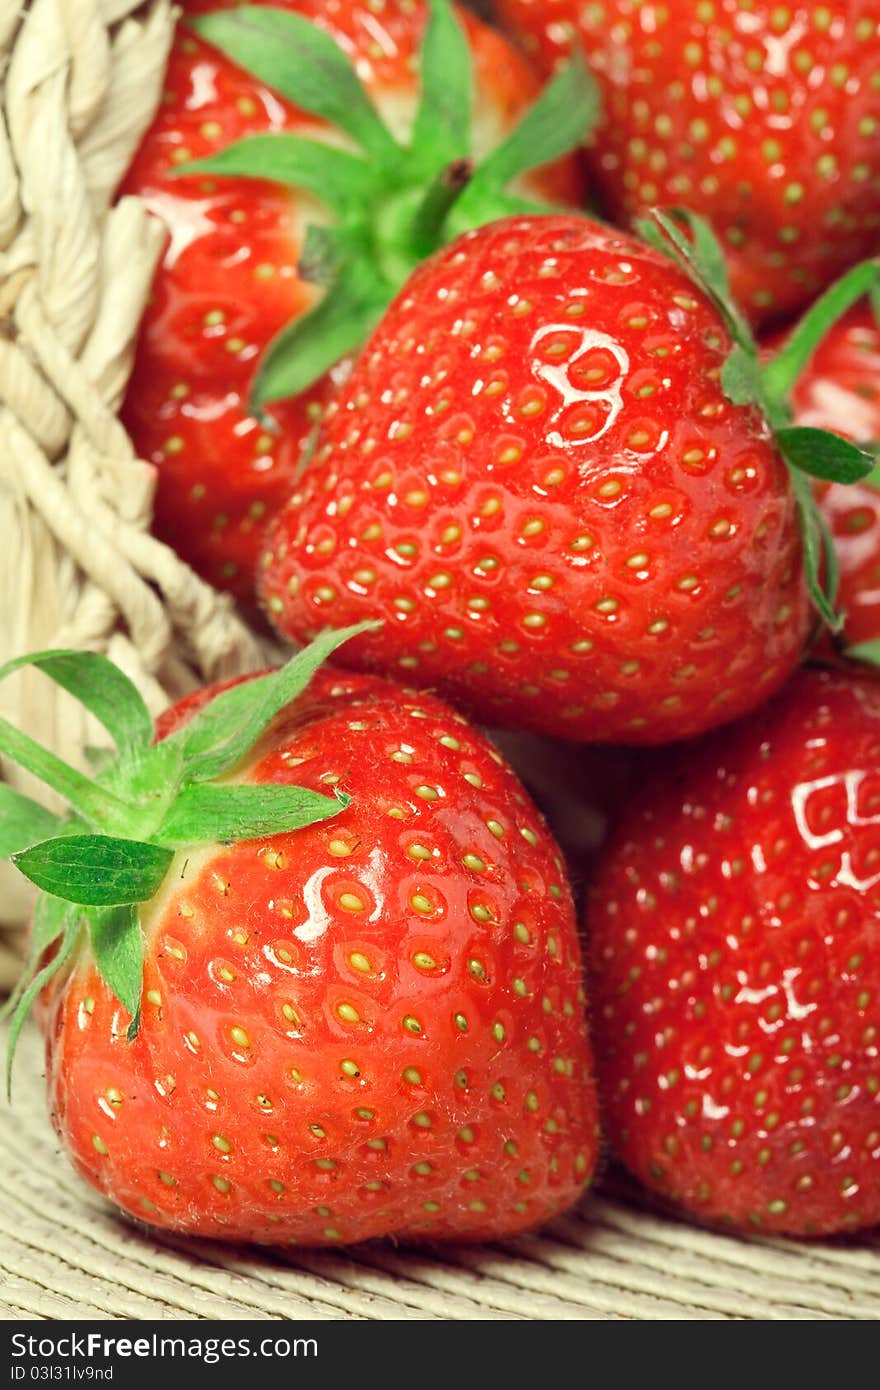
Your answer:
2,1022 -> 878,1320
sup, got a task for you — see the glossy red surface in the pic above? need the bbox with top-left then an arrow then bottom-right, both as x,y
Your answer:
121,0 -> 582,611
44,669 -> 598,1246
588,665 -> 880,1236
261,214 -> 809,743
496,0 -> 880,325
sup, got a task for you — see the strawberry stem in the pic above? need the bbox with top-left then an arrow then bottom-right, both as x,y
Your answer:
409,158 -> 473,257
762,259 -> 880,423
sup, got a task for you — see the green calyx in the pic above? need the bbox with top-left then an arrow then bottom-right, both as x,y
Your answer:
0,623 -> 376,1088
637,208 -> 880,633
179,0 -> 599,408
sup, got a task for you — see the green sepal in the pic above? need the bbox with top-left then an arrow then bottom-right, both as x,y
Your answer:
410,0 -> 472,171
0,892 -> 68,1026
762,258 -> 880,416
89,904 -> 143,1039
845,638 -> 880,666
636,210 -> 880,634
0,715 -> 138,836
2,627 -> 373,1076
5,904 -> 82,1098
636,208 -> 754,356
460,53 -> 598,208
790,469 -> 841,632
190,6 -> 399,164
0,650 -> 153,757
299,225 -> 351,287
12,835 -> 173,907
84,746 -> 115,775
719,344 -> 763,409
182,3 -> 600,412
175,134 -> 380,216
0,785 -> 64,860
174,621 -> 380,782
156,784 -> 350,846
775,427 -> 875,485
250,258 -> 386,406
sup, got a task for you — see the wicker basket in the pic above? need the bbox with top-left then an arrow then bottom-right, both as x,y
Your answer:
0,0 -> 877,1321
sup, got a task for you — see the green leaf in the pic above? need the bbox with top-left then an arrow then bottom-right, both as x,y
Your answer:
408,158 -> 474,257
84,745 -> 115,775
0,649 -> 152,756
175,134 -> 379,216
410,0 -> 472,169
0,716 -> 138,836
190,6 -> 399,164
157,783 -> 349,846
5,909 -> 82,1097
762,258 -> 880,416
790,468 -> 840,632
720,344 -> 763,409
846,638 -> 880,666
89,905 -> 143,1034
463,53 -> 599,197
178,623 -> 378,783
677,207 -> 732,301
249,258 -> 387,406
12,835 -> 173,907
776,427 -> 875,484
0,785 -> 63,860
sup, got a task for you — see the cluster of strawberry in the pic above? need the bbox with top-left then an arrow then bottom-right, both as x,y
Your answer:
3,1 -> 880,1249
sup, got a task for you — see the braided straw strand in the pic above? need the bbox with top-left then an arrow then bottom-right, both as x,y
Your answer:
0,1 -> 272,983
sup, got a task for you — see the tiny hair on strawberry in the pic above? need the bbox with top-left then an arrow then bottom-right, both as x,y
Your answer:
260,206 -> 878,744
0,632 -> 598,1246
121,0 -> 597,610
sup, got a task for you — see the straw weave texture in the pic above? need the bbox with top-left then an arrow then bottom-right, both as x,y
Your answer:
2,1022 -> 879,1320
0,0 -> 270,985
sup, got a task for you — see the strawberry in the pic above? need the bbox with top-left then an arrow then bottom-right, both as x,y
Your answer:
259,210 -> 876,743
0,636 -> 597,1246
767,297 -> 880,655
588,664 -> 880,1237
785,299 -> 880,447
495,0 -> 880,325
120,0 -> 590,611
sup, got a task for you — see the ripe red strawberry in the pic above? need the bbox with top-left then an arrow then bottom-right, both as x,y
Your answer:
2,637 -> 597,1246
260,211 -> 816,744
767,298 -> 880,654
588,665 -> 880,1237
496,0 -> 880,325
120,0 -> 587,611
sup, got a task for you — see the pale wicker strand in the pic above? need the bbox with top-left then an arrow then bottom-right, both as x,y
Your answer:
0,0 -> 272,982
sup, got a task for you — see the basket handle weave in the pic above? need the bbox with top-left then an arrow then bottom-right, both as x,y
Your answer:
0,0 -> 272,982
